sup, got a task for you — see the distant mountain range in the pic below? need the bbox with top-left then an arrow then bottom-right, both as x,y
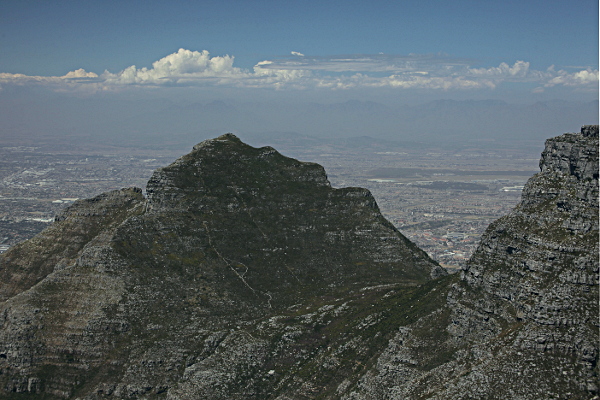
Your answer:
0,92 -> 597,151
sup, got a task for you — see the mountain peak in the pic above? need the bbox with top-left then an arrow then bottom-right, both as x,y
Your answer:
191,132 -> 242,150
0,134 -> 444,396
211,132 -> 242,143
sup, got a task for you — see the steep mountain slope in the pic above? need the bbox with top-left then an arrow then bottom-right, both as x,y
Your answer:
0,134 -> 443,398
347,125 -> 599,399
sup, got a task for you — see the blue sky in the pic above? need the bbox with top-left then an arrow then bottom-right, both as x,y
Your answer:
0,0 -> 597,146
1,0 -> 597,82
1,0 -> 598,73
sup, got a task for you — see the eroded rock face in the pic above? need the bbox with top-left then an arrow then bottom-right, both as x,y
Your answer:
0,134 -> 442,398
0,187 -> 145,302
347,126 -> 599,399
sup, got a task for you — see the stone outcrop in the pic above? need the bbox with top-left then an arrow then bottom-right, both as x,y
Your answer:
0,127 -> 597,399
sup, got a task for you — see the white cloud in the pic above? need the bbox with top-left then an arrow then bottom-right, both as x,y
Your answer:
544,68 -> 599,87
63,68 -> 99,79
0,69 -> 100,92
100,48 -> 248,86
257,54 -> 473,74
0,49 -> 597,93
251,61 -> 312,89
308,72 -> 496,91
467,61 -> 531,78
0,69 -> 98,84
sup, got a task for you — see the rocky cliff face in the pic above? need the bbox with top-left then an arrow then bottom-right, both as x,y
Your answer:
347,126 -> 598,399
0,127 -> 596,400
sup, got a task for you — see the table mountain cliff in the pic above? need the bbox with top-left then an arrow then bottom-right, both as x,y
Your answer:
0,127 -> 597,399
346,125 -> 599,399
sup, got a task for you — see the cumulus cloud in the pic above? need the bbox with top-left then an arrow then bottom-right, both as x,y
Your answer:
467,61 -> 531,79
544,68 -> 599,87
100,48 -> 248,86
63,69 -> 99,79
0,49 -> 597,93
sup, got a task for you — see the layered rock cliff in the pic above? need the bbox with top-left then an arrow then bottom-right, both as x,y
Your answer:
0,127 -> 597,400
346,125 -> 599,399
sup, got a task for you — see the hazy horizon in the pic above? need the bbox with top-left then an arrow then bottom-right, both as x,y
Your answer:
1,1 -> 597,152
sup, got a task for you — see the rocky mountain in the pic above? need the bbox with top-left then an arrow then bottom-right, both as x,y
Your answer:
0,127 -> 597,399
